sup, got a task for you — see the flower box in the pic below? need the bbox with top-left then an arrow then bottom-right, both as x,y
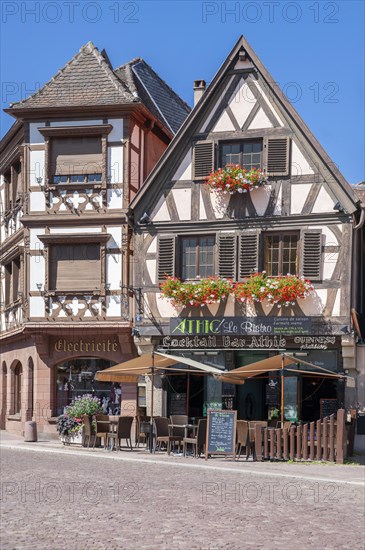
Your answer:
159,276 -> 232,308
205,164 -> 267,194
233,273 -> 314,307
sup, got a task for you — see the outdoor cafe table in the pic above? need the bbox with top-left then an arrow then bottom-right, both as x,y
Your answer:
169,423 -> 198,439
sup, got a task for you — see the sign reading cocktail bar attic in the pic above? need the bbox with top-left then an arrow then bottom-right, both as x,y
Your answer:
170,317 -> 312,336
161,335 -> 340,350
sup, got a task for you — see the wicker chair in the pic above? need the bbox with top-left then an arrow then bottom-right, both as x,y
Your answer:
154,417 -> 183,454
116,416 -> 134,450
183,419 -> 207,458
135,415 -> 150,447
93,415 -> 110,449
236,420 -> 249,459
248,421 -> 268,460
170,415 -> 188,438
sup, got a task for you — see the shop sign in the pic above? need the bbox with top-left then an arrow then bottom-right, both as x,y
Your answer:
54,338 -> 119,354
161,335 -> 340,350
170,317 -> 311,336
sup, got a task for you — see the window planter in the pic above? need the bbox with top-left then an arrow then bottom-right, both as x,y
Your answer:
159,276 -> 232,308
233,273 -> 314,307
205,164 -> 268,194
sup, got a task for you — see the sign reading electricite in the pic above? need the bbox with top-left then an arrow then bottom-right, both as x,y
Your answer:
54,338 -> 118,353
170,317 -> 312,336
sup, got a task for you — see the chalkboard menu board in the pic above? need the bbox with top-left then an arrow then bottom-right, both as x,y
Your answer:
205,410 -> 237,460
265,383 -> 280,405
320,399 -> 338,419
170,393 -> 186,415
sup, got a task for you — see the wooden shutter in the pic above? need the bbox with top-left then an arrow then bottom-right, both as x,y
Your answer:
193,141 -> 214,180
217,233 -> 236,280
300,230 -> 322,281
49,244 -> 101,290
157,236 -> 175,281
265,137 -> 290,176
239,232 -> 260,279
51,137 -> 102,175
5,263 -> 12,305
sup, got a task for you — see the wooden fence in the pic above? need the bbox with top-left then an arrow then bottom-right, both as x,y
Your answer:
254,409 -> 348,463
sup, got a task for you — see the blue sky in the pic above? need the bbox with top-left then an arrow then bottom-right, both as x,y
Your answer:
1,0 -> 364,183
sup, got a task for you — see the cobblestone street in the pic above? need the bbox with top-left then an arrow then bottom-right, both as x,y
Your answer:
1,445 -> 364,550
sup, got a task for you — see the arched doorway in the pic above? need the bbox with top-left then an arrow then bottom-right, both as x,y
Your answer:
55,357 -> 117,416
1,362 -> 7,428
27,358 -> 34,421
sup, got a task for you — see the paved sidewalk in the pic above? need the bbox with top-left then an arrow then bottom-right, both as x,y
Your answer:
1,430 -> 364,486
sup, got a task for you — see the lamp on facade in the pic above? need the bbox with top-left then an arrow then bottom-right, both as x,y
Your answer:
36,283 -> 43,294
105,283 -> 111,291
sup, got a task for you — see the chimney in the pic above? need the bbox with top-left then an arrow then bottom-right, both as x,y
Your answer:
193,80 -> 206,106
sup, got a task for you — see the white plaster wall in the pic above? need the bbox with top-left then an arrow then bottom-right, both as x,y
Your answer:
172,150 -> 192,181
49,227 -> 102,234
213,110 -> 236,133
29,150 -> 45,186
227,79 -> 256,129
29,256 -> 45,291
108,146 -> 123,184
298,290 -> 327,316
251,79 -> 284,127
152,196 -> 171,222
107,189 -> 123,209
29,191 -> 45,212
106,254 -> 121,290
106,297 -> 120,317
312,186 -> 336,213
30,229 -> 45,250
156,294 -> 177,318
291,141 -> 314,176
50,120 -> 101,127
332,290 -> 341,316
199,189 -> 207,220
172,188 -> 192,220
29,122 -> 45,144
146,259 -> 157,285
210,192 -> 230,219
250,185 -> 271,216
290,184 -> 312,214
29,296 -> 45,317
108,119 -> 124,141
274,185 -> 282,215
147,237 -> 157,254
323,252 -> 338,280
107,227 -> 122,248
248,108 -> 273,129
200,76 -> 235,132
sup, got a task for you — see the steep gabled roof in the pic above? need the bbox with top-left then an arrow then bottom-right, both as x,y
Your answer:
8,42 -> 136,110
130,36 -> 359,214
114,59 -> 191,134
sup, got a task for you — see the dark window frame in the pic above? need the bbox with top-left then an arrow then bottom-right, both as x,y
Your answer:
263,231 -> 300,276
220,139 -> 263,170
179,235 -> 216,280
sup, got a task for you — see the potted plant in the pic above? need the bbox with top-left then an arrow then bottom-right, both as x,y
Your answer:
233,272 -> 314,307
57,394 -> 103,445
205,164 -> 267,194
159,276 -> 232,308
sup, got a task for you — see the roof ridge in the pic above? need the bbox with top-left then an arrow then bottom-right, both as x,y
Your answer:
10,41 -> 136,109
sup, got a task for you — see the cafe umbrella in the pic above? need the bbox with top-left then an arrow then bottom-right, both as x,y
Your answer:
214,353 -> 349,424
95,351 -> 224,452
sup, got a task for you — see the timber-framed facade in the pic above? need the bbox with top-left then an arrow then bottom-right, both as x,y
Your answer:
130,37 -> 363,422
0,42 -> 190,437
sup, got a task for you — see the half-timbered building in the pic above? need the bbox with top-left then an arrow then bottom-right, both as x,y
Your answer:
0,42 -> 190,436
130,37 -> 362,422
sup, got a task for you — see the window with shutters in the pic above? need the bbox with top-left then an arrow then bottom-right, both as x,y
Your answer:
4,257 -> 21,306
51,136 -> 103,184
180,236 -> 215,279
193,141 -> 214,180
264,233 -> 299,276
220,140 -> 262,170
301,230 -> 322,281
265,137 -> 290,176
49,243 -> 101,291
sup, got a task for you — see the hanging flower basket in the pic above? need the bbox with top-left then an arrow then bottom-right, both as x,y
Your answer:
205,164 -> 268,194
233,272 -> 314,307
159,276 -> 232,308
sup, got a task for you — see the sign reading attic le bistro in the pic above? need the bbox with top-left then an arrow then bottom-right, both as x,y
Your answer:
170,317 -> 312,336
